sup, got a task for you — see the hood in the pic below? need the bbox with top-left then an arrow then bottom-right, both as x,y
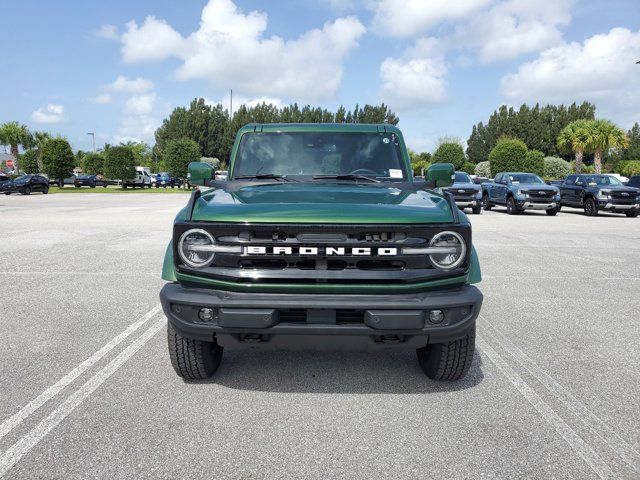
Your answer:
190,182 -> 456,224
515,183 -> 558,192
447,182 -> 480,190
595,185 -> 639,193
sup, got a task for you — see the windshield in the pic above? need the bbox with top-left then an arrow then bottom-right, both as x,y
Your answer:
583,175 -> 622,186
232,131 -> 407,180
454,172 -> 472,183
14,175 -> 31,182
78,174 -> 92,179
509,174 -> 544,184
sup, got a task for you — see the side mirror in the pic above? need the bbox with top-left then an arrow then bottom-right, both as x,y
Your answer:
426,163 -> 455,188
575,181 -> 583,186
188,162 -> 215,186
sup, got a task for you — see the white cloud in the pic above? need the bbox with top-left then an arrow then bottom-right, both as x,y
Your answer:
124,94 -> 156,115
453,0 -> 573,62
31,104 -> 65,123
501,27 -> 640,125
119,0 -> 366,101
107,75 -> 154,94
92,93 -> 112,104
95,24 -> 119,40
117,94 -> 160,143
379,38 -> 448,111
121,16 -> 186,63
370,0 -> 490,37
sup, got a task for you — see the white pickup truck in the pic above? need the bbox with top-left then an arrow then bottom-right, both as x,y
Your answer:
122,167 -> 152,189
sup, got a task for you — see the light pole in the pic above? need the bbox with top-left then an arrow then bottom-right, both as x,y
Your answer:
87,132 -> 96,153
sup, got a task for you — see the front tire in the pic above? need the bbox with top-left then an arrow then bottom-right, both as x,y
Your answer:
43,186 -> 49,194
417,324 -> 475,381
625,211 -> 639,218
23,187 -> 31,196
472,205 -> 482,215
167,323 -> 223,380
584,197 -> 598,216
546,207 -> 559,216
482,194 -> 492,211
506,196 -> 517,215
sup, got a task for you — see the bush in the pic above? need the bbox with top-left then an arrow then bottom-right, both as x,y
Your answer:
164,139 -> 201,178
41,138 -> 75,183
618,160 -> 640,177
460,162 -> 476,174
488,138 -> 528,176
82,153 -> 105,175
522,150 -> 544,176
20,150 -> 39,174
474,161 -> 491,177
571,163 -> 595,174
544,157 -> 571,179
104,146 -> 136,182
432,143 -> 465,169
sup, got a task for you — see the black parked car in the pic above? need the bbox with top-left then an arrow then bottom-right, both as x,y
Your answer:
74,174 -> 108,188
2,174 -> 49,195
559,174 -> 640,217
0,174 -> 10,188
627,176 -> 640,188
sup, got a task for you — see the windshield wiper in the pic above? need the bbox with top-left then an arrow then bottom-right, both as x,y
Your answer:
233,174 -> 293,182
313,174 -> 381,183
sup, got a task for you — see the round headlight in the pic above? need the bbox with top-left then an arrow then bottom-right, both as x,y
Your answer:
178,229 -> 215,268
428,231 -> 466,271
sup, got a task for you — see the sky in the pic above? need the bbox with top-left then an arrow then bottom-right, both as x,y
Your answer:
1,0 -> 639,154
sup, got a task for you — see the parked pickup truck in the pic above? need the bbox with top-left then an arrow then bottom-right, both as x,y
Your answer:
558,174 -> 640,217
443,172 -> 482,214
481,172 -> 560,215
160,123 -> 483,382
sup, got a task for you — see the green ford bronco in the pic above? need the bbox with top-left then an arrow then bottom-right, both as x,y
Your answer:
160,123 -> 482,381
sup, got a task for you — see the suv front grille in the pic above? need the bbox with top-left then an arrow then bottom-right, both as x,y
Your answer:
175,223 -> 471,285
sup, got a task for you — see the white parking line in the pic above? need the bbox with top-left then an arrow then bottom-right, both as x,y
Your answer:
0,316 -> 166,477
477,336 -> 615,480
482,320 -> 640,474
0,304 -> 161,442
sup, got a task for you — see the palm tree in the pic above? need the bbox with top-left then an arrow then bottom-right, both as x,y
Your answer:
33,131 -> 52,171
557,120 -> 591,173
0,122 -> 33,174
585,119 -> 629,174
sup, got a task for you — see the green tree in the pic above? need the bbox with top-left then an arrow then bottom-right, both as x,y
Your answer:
82,153 -> 105,175
467,102 -> 595,161
523,149 -> 545,176
461,162 -> 476,174
543,157 -> 571,179
41,138 -> 75,185
474,161 -> 491,177
557,120 -> 591,173
20,150 -> 40,174
104,146 -> 136,184
488,137 -> 528,176
408,150 -> 432,176
618,160 -> 640,177
32,131 -> 51,171
585,119 -> 628,174
0,122 -> 32,174
432,142 -> 465,169
163,138 -> 201,178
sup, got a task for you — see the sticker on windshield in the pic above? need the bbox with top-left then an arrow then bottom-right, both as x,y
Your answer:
382,137 -> 390,144
389,169 -> 402,178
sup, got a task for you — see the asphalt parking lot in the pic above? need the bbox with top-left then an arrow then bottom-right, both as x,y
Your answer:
1,193 -> 638,479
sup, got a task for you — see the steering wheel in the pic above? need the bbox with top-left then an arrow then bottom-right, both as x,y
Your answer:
348,168 -> 378,176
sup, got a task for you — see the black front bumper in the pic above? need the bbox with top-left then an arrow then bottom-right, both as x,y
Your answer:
160,283 -> 482,350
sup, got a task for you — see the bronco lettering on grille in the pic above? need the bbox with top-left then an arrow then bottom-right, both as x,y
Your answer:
245,246 -> 398,256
